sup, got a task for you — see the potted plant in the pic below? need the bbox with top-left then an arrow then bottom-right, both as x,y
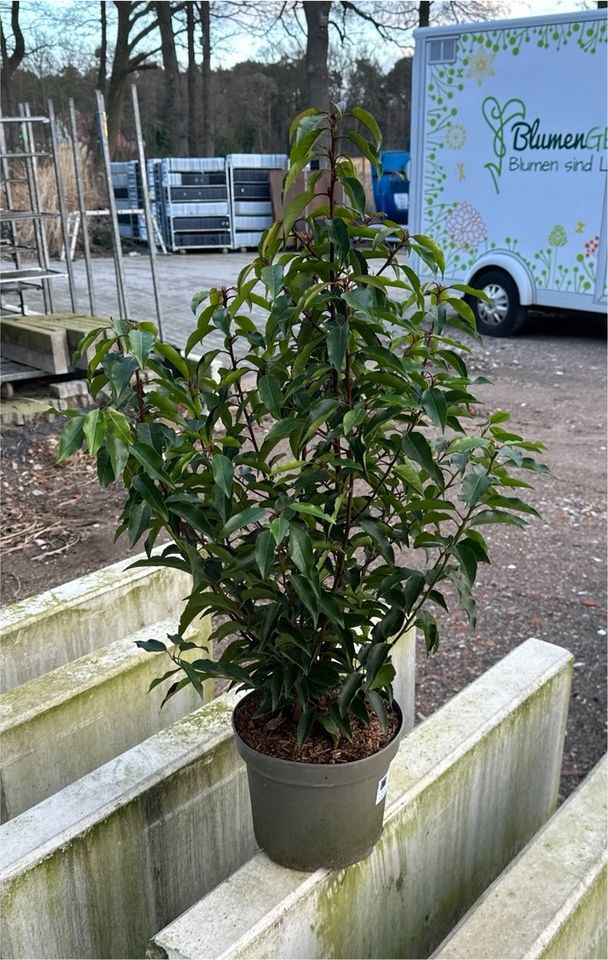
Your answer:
58,105 -> 546,872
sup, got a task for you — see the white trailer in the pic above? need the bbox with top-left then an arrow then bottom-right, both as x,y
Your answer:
409,10 -> 607,335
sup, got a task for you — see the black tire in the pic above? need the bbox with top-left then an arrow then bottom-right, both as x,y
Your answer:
467,269 -> 527,337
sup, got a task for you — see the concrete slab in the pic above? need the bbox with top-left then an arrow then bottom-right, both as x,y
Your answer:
433,756 -> 608,960
148,638 -> 573,960
0,553 -> 192,691
0,617 -> 211,821
0,692 -> 256,960
0,317 -> 71,374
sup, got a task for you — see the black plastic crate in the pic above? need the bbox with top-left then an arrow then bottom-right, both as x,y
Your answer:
113,187 -> 129,200
232,169 -> 271,184
233,183 -> 271,200
172,216 -> 230,231
169,185 -> 228,202
181,171 -> 227,186
173,231 -> 232,247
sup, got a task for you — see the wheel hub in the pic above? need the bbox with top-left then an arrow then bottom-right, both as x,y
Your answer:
478,283 -> 509,326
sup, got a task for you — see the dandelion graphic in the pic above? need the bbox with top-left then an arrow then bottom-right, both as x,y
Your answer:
446,202 -> 487,249
584,235 -> 600,257
457,162 -> 466,182
444,123 -> 467,150
548,225 -> 567,247
466,47 -> 496,86
547,225 -> 567,286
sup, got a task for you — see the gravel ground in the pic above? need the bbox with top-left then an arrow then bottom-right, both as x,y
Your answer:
0,308 -> 605,801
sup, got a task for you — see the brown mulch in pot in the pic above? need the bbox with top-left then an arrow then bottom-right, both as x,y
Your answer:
234,693 -> 400,764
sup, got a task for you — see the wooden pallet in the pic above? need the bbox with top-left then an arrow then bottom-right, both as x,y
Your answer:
0,314 -> 110,377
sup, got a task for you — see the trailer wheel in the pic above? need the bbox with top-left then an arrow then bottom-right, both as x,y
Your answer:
468,269 -> 526,337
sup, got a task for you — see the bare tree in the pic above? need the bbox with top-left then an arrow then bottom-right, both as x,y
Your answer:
156,0 -> 187,154
199,1 -> 214,155
186,2 -> 197,154
96,1 -> 108,96
106,1 -> 161,154
304,2 -> 330,111
0,1 -> 25,114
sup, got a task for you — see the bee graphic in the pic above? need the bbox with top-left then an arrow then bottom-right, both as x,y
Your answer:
575,221 -> 585,233
457,162 -> 466,182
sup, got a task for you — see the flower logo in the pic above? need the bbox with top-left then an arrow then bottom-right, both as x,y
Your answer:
444,123 -> 467,150
466,47 -> 496,86
446,202 -> 487,249
584,235 -> 600,257
548,225 -> 567,248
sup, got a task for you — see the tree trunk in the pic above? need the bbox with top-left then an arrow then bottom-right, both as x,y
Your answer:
303,1 -> 330,112
97,1 -> 107,96
418,1 -> 431,27
0,2 -> 25,116
107,2 -> 132,155
200,0 -> 214,155
186,2 -> 197,155
156,1 -> 186,154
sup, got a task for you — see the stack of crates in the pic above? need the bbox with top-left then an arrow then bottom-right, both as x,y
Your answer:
159,157 -> 231,251
227,154 -> 287,249
110,162 -> 135,241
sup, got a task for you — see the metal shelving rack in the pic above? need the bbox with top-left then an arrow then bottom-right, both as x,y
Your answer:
0,110 -> 71,316
227,153 -> 287,250
159,157 -> 231,251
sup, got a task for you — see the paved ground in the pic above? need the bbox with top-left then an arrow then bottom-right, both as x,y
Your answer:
2,253 -> 606,800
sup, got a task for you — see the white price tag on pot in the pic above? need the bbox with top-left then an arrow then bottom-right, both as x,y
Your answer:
376,772 -> 389,805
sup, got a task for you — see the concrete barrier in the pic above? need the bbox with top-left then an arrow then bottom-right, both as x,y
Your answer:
0,618 -> 211,821
0,692 -> 256,960
433,756 -> 607,960
0,554 -> 192,692
148,638 -> 573,960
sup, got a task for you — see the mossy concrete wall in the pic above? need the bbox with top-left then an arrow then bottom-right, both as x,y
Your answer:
0,693 -> 256,960
0,618 -> 211,821
148,638 -> 573,960
434,755 -> 607,960
0,554 -> 193,692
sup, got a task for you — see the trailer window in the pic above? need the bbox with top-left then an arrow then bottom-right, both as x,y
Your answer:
429,38 -> 456,63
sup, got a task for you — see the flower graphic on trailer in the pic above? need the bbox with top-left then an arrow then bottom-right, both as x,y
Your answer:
446,202 -> 487,249
548,225 -> 567,248
466,47 -> 496,86
584,235 -> 600,257
444,123 -> 467,150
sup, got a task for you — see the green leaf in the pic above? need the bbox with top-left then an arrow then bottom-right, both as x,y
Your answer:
96,447 -> 114,487
359,518 -> 394,564
258,373 -> 283,418
128,328 -> 155,368
343,177 -> 366,217
221,506 -> 267,538
155,341 -> 190,379
462,473 -> 493,506
255,530 -> 275,578
394,459 -> 423,493
212,453 -> 233,497
327,217 -> 351,263
347,130 -> 382,173
343,406 -> 365,435
105,433 -> 129,479
261,263 -> 284,299
471,510 -> 527,528
326,321 -> 348,371
351,106 -> 382,149
289,106 -> 322,142
338,672 -> 363,717
289,502 -> 332,524
421,387 -> 448,431
297,709 -> 315,746
83,408 -> 105,456
365,690 -> 388,731
270,516 -> 290,545
130,443 -> 171,484
291,573 -> 318,625
167,497 -> 213,537
57,414 -> 85,462
289,523 -> 314,575
191,289 -> 211,314
450,540 -> 478,585
282,189 -> 313,239
135,638 -> 167,653
105,408 -> 132,445
131,473 -> 169,521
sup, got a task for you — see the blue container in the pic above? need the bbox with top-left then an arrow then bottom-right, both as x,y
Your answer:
372,150 -> 410,225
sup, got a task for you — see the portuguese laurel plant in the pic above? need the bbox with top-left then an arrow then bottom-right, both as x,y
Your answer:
59,105 -> 547,746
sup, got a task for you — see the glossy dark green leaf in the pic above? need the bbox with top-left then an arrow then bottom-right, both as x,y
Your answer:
212,453 -> 233,497
258,373 -> 283,418
289,523 -> 314,576
255,530 -> 275,578
326,321 -> 348,371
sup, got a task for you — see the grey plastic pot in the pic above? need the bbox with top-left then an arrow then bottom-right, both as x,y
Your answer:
233,697 -> 403,871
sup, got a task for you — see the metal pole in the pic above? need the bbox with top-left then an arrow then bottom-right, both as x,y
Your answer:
130,84 -> 164,339
68,98 -> 97,315
20,104 -> 54,312
47,99 -> 77,313
95,89 -> 129,319
0,120 -> 25,314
